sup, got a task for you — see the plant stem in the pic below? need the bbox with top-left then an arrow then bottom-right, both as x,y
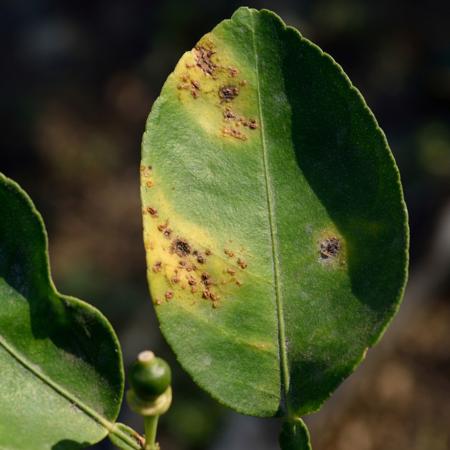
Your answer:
144,415 -> 160,450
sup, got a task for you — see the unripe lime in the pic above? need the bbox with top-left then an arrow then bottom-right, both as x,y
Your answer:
129,351 -> 172,401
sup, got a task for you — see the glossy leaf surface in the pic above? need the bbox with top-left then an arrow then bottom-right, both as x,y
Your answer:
141,7 -> 408,419
0,174 -> 139,450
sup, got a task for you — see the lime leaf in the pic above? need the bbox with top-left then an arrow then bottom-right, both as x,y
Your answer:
141,6 -> 408,420
279,418 -> 312,450
0,173 -> 139,450
109,423 -> 145,450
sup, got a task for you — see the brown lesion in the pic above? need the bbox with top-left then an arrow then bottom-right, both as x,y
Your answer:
237,258 -> 247,269
147,202 -> 247,308
152,261 -> 162,273
178,40 -> 260,144
317,232 -> 346,267
194,44 -> 217,76
319,237 -> 341,260
154,231 -> 222,307
221,108 -> 258,141
177,73 -> 202,99
140,164 -> 155,188
219,85 -> 239,102
222,127 -> 247,141
223,108 -> 258,127
171,237 -> 192,257
228,66 -> 239,77
147,206 -> 158,217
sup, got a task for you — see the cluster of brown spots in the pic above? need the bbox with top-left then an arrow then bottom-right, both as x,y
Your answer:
200,271 -> 219,305
141,164 -> 155,188
221,107 -> 258,141
224,248 -> 235,257
224,247 -> 248,271
222,127 -> 247,141
182,43 -> 257,143
157,221 -> 173,239
177,73 -> 201,99
194,45 -> 216,76
201,272 -> 212,286
241,118 -> 258,129
178,260 -> 192,271
140,164 -> 152,177
223,108 -> 258,128
148,212 -> 224,308
201,271 -> 220,306
219,85 -> 239,102
320,237 -> 341,260
223,108 -> 237,120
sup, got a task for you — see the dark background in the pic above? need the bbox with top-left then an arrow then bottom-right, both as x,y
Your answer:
1,0 -> 449,449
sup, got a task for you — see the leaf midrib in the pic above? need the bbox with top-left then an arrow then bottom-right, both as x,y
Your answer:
0,334 -> 140,450
249,11 -> 290,413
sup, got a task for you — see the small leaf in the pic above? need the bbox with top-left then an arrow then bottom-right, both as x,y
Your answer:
0,174 -> 138,450
141,6 -> 408,420
279,418 -> 312,450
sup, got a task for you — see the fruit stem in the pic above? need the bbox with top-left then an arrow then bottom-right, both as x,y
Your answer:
144,415 -> 159,450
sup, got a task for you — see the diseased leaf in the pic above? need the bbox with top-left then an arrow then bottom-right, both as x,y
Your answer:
141,5 -> 408,426
0,174 -> 139,450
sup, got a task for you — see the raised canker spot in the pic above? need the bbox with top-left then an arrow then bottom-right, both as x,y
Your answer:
219,85 -> 239,102
221,107 -> 258,140
195,45 -> 216,76
241,117 -> 258,129
223,108 -> 237,120
237,258 -> 247,269
200,272 -> 212,286
171,274 -> 180,284
222,127 -> 247,141
228,66 -> 239,77
319,237 -> 341,260
177,76 -> 201,98
152,261 -> 162,273
171,237 -> 192,257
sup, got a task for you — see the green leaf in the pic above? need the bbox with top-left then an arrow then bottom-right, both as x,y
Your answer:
141,6 -> 408,423
0,173 -> 139,450
109,423 -> 145,450
279,418 -> 312,450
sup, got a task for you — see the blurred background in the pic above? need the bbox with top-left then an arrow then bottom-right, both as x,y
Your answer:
1,0 -> 449,449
